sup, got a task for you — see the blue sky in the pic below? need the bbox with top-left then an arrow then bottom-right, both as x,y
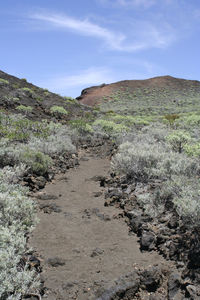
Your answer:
1,0 -> 200,97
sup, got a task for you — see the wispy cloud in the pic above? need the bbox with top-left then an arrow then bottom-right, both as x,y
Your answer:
30,12 -> 175,51
31,13 -> 125,50
98,0 -> 172,8
116,0 -> 156,8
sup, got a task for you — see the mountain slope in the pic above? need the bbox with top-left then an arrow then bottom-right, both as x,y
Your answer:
77,75 -> 200,115
0,70 -> 92,121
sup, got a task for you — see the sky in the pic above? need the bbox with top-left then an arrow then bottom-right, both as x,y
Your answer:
0,0 -> 200,97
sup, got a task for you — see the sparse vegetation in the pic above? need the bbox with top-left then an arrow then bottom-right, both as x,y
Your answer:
111,124 -> 200,225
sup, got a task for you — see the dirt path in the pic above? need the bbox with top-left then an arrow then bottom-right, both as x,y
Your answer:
29,151 -> 169,300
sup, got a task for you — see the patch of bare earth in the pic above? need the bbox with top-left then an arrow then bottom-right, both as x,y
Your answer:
29,151 -> 173,300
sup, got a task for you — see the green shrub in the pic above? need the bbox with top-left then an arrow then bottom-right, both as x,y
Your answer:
0,115 -> 50,142
44,91 -> 50,96
0,78 -> 9,85
64,96 -> 75,101
12,83 -> 20,89
69,119 -> 93,135
12,97 -> 20,102
16,105 -> 33,113
184,143 -> 200,157
166,130 -> 191,153
93,119 -> 129,137
20,87 -> 35,98
20,149 -> 52,175
50,106 -> 68,115
181,113 -> 200,126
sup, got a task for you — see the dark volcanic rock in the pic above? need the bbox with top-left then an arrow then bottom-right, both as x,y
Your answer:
168,216 -> 179,229
140,231 -> 156,251
39,203 -> 62,213
96,271 -> 140,300
188,239 -> 200,269
168,272 -> 182,300
140,266 -> 162,292
47,257 -> 66,267
93,191 -> 103,197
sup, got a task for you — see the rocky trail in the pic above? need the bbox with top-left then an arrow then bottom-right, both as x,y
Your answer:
29,151 -> 175,300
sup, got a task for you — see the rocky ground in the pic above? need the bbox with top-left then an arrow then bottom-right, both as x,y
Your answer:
26,148 -> 200,300
102,169 -> 200,299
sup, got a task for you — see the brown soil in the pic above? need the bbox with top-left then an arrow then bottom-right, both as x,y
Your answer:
29,151 -> 173,300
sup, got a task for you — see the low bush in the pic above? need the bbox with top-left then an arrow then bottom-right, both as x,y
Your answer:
16,105 -> 33,113
28,133 -> 76,155
93,119 -> 129,138
0,114 -> 49,142
112,125 -> 200,225
0,168 -> 39,299
111,141 -> 165,181
166,130 -> 191,153
64,96 -> 75,102
184,143 -> 200,157
50,106 -> 68,116
111,114 -> 151,126
0,164 -> 27,184
20,87 -> 35,98
0,78 -> 9,85
12,97 -> 20,102
20,149 -> 52,175
69,119 -> 94,136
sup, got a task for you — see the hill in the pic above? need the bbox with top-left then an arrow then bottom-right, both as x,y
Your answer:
0,70 -> 92,121
77,75 -> 200,115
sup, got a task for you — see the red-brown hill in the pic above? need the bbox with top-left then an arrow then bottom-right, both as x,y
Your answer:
77,75 -> 200,115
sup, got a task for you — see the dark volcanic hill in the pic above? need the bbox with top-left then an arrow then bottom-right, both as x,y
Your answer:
0,70 -> 91,121
77,75 -> 200,115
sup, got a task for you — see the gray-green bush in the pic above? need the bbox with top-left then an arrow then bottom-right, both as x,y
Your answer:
112,125 -> 200,225
0,167 -> 39,299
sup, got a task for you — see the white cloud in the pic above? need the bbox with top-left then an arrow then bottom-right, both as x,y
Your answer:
98,0 -> 172,8
42,67 -> 114,91
31,13 -> 125,50
30,13 -> 175,51
117,0 -> 156,8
